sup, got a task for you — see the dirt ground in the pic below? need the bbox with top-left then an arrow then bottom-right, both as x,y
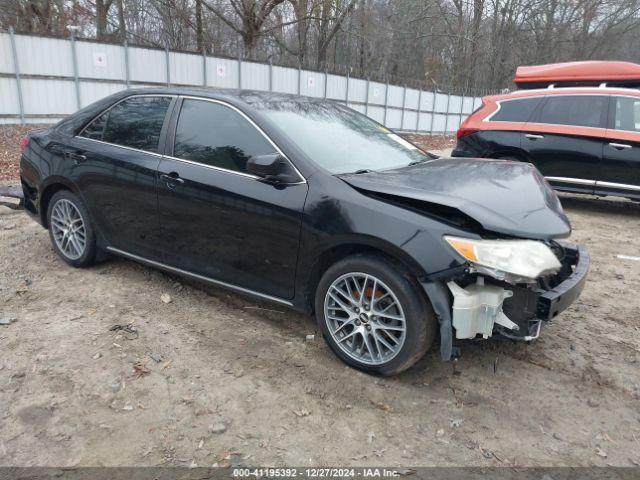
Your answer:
1,189 -> 639,468
1,150 -> 640,468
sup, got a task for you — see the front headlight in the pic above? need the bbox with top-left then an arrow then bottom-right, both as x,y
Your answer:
444,236 -> 562,282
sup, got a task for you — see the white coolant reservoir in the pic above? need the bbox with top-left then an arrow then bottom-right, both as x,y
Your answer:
447,277 -> 519,339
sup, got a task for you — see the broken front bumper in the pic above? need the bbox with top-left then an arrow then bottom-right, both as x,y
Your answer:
450,243 -> 589,342
423,244 -> 589,360
536,244 -> 589,321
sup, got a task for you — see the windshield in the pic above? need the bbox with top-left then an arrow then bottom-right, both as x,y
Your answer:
248,99 -> 430,174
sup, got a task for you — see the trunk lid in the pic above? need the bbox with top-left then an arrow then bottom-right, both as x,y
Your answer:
339,158 -> 571,239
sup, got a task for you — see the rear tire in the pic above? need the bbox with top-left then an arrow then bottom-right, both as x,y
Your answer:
47,190 -> 97,268
315,254 -> 437,376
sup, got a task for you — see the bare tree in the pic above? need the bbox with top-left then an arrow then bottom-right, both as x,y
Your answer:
4,0 -> 640,93
202,0 -> 287,57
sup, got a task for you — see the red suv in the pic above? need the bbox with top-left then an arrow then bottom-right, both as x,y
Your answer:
453,61 -> 640,200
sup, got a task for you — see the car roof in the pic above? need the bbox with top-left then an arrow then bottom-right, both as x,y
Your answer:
122,86 -> 331,109
485,86 -> 640,102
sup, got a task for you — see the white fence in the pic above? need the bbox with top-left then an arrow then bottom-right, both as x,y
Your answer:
0,30 -> 483,133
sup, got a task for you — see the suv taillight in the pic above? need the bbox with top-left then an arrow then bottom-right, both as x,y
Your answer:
20,136 -> 29,154
456,127 -> 479,139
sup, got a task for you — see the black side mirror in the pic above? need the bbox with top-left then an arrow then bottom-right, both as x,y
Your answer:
247,154 -> 300,184
247,153 -> 282,178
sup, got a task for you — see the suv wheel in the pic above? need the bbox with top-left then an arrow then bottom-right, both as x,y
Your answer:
47,190 -> 97,268
315,255 -> 436,375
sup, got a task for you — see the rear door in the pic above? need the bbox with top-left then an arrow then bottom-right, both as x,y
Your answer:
71,95 -> 174,259
157,97 -> 308,300
522,94 -> 609,194
478,96 -> 543,158
597,95 -> 640,199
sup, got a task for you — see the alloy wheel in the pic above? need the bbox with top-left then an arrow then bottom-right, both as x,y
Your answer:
50,198 -> 87,260
324,272 -> 407,365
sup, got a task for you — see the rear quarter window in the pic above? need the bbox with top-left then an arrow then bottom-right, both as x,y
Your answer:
80,96 -> 172,153
490,97 -> 542,122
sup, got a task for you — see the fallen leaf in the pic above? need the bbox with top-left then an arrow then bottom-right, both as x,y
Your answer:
371,400 -> 393,412
132,362 -> 150,379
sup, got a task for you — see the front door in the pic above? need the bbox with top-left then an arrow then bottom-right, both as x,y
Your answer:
157,97 -> 307,300
72,95 -> 174,259
522,94 -> 609,194
597,95 -> 640,199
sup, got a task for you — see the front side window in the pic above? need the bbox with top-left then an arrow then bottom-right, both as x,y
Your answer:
491,97 -> 541,122
81,96 -> 172,153
534,95 -> 608,129
613,96 -> 640,132
173,99 -> 276,173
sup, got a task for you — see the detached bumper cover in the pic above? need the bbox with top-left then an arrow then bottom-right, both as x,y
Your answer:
424,243 -> 589,359
536,244 -> 589,321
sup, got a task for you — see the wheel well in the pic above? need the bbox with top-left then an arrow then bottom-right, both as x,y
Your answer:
303,244 -> 425,314
40,183 -> 71,228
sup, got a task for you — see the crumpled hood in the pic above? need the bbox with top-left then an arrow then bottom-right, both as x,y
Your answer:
340,158 -> 571,239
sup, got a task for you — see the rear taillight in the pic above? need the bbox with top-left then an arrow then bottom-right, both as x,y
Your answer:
456,127 -> 479,139
20,136 -> 29,154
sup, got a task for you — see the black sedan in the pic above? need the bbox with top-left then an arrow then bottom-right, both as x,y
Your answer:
20,88 -> 589,375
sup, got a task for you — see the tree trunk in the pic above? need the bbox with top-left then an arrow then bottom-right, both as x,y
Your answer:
95,0 -> 113,41
196,0 -> 204,52
116,0 -> 126,41
358,0 -> 366,76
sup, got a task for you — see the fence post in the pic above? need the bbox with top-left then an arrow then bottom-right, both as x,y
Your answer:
165,45 -> 170,86
268,59 -> 273,91
400,85 -> 407,130
8,27 -> 25,125
364,77 -> 370,116
69,31 -> 81,109
202,49 -> 207,86
415,88 -> 422,133
323,68 -> 328,99
459,88 -> 466,131
429,89 -> 436,135
383,79 -> 389,126
345,71 -> 350,105
443,92 -> 451,135
237,48 -> 242,89
123,40 -> 131,88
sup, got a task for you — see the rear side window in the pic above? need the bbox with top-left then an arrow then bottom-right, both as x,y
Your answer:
534,95 -> 608,129
491,97 -> 541,122
613,96 -> 640,132
173,99 -> 276,173
81,96 -> 172,153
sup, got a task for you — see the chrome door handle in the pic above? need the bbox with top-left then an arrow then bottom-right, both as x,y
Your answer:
160,172 -> 185,188
66,151 -> 87,164
609,142 -> 632,150
525,134 -> 544,140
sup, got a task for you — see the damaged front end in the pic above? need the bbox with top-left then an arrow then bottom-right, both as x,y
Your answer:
423,243 -> 589,360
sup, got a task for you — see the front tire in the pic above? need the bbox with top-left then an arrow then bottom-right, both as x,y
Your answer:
47,190 -> 97,268
315,254 -> 437,376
